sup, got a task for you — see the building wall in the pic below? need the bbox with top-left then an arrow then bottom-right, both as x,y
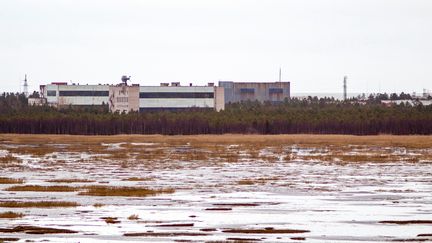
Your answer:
139,86 -> 216,110
41,83 -> 225,111
218,81 -> 290,104
109,85 -> 139,113
28,98 -> 45,106
43,84 -> 109,106
214,86 -> 225,111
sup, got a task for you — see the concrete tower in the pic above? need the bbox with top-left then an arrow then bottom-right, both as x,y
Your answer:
343,76 -> 347,100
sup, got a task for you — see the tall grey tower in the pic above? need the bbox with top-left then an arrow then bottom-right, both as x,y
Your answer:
279,68 -> 282,82
23,74 -> 29,97
343,76 -> 347,100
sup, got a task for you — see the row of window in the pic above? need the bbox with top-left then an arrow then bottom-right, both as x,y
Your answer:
117,97 -> 128,103
47,90 -> 215,98
139,92 -> 214,99
239,88 -> 285,94
47,90 -> 110,97
139,107 -> 212,112
269,88 -> 284,94
239,88 -> 255,93
47,91 -> 57,96
59,91 -> 109,96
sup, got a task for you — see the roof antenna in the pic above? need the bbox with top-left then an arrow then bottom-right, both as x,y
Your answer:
121,75 -> 131,85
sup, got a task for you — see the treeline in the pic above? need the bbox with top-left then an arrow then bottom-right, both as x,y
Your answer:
1,92 -> 432,135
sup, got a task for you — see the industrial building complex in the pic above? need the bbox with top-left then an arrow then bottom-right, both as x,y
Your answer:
35,77 -> 290,113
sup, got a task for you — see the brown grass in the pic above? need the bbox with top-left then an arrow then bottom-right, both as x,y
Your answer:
7,145 -> 57,157
127,214 -> 139,220
379,220 -> 432,225
0,226 -> 77,234
205,208 -> 232,211
237,179 -> 255,185
124,232 -> 209,237
222,228 -> 310,234
238,177 -> 280,185
4,134 -> 432,149
0,238 -> 20,242
5,185 -> 78,192
182,152 -> 208,161
93,203 -> 104,207
0,211 -> 24,219
291,237 -> 306,241
300,154 -> 404,163
213,203 -> 259,207
109,151 -> 130,160
0,154 -> 21,164
0,201 -> 79,208
121,177 -> 154,181
226,238 -> 262,242
102,217 -> 120,224
0,177 -> 24,184
78,186 -> 175,197
47,179 -> 95,183
154,223 -> 194,227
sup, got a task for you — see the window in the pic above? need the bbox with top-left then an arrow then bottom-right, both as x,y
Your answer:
58,91 -> 109,96
116,97 -> 128,102
139,92 -> 214,99
47,90 -> 57,96
269,88 -> 283,94
240,88 -> 255,93
139,107 -> 212,112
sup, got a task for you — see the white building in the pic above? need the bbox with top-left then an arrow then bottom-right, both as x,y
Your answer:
139,84 -> 224,112
39,82 -> 225,112
41,82 -> 109,107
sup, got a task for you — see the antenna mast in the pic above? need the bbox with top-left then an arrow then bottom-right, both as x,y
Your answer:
343,76 -> 347,101
23,74 -> 29,97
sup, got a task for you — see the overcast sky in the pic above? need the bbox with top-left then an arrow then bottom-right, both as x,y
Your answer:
1,0 -> 431,94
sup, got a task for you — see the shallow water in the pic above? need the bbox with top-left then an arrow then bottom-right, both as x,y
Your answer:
0,141 -> 431,242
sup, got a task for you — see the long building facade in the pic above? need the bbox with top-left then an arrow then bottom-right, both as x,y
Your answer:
43,82 -> 109,106
218,81 -> 290,104
139,85 -> 224,112
40,82 -> 225,113
38,80 -> 291,112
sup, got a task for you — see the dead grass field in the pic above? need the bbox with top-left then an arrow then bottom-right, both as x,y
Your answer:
121,177 -> 154,182
2,134 -> 431,165
5,185 -> 78,192
222,228 -> 310,234
2,134 -> 432,148
78,186 -> 175,197
0,226 -> 77,234
0,201 -> 79,208
46,179 -> 95,183
0,177 -> 24,184
0,211 -> 24,219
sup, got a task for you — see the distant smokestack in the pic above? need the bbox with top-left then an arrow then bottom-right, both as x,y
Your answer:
343,76 -> 347,100
279,67 -> 282,82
